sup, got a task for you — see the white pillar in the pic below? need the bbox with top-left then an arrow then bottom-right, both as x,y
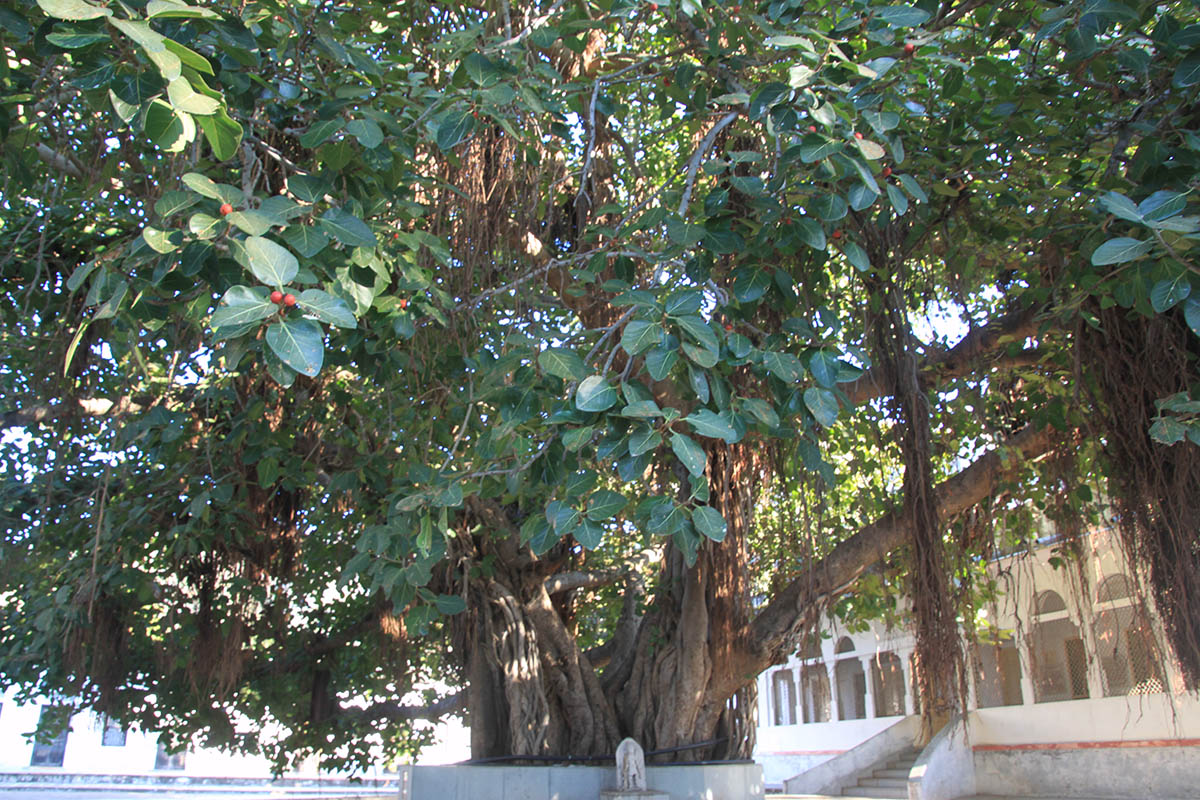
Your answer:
861,656 -> 877,719
827,662 -> 840,721
1078,606 -> 1106,699
900,649 -> 916,716
763,673 -> 774,726
1018,636 -> 1038,705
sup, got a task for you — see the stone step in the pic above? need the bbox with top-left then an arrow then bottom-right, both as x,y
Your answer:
840,786 -> 908,799
857,776 -> 908,788
873,768 -> 912,779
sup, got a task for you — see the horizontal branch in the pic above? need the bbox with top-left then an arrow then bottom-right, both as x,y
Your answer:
544,548 -> 661,595
842,305 -> 1045,406
2,397 -> 147,430
740,423 -> 1056,678
335,692 -> 464,723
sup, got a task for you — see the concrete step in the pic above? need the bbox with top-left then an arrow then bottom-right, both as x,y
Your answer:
857,776 -> 907,788
873,768 -> 911,779
840,786 -> 907,799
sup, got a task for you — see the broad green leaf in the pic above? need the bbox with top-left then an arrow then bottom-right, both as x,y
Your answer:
875,5 -> 932,26
1149,417 -> 1186,444
740,398 -> 779,428
629,426 -> 663,457
586,490 -> 627,521
1150,276 -> 1191,313
670,432 -> 707,477
621,400 -> 663,418
576,375 -> 618,412
1184,298 -> 1200,337
38,0 -> 111,20
435,595 -> 467,615
1091,237 -> 1154,266
211,285 -> 277,329
841,240 -> 870,272
848,183 -> 878,212
281,225 -> 330,258
46,32 -> 110,48
574,519 -> 604,550
794,218 -> 826,250
804,387 -> 839,427
646,346 -> 679,381
762,351 -> 804,382
144,99 -> 189,152
540,348 -> 588,381
141,226 -> 181,254
227,210 -> 273,236
298,289 -> 357,328
665,289 -> 703,316
856,138 -> 886,160
886,183 -> 909,216
346,118 -> 384,149
147,0 -> 219,18
167,77 -> 219,115
436,111 -> 475,151
182,172 -> 237,202
265,318 -> 324,377
321,207 -> 377,248
154,190 -> 196,218
300,118 -> 343,148
1174,51 -> 1200,87
288,175 -> 331,204
691,506 -> 726,542
562,426 -> 593,451
676,315 -> 719,355
733,268 -> 773,303
621,320 -> 661,355
1099,191 -> 1143,223
800,139 -> 842,163
685,409 -> 740,442
245,236 -> 299,286
808,349 -> 840,387
898,174 -> 927,203
811,193 -> 848,221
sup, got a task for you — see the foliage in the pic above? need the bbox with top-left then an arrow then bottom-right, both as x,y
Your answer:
1,0 -> 1199,771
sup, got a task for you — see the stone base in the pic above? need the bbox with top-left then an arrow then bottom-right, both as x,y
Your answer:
599,791 -> 670,800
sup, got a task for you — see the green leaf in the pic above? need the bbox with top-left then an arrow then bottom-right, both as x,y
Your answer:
227,210 -> 274,236
299,118 -> 343,148
733,268 -> 773,303
281,225 -> 330,258
539,347 -> 588,380
800,139 -> 842,163
629,426 -> 663,457
287,175 -> 331,204
685,409 -> 739,443
794,218 -> 826,250
886,183 -> 909,216
166,77 -> 219,115
808,349 -> 840,387
670,431 -> 707,477
436,110 -> 475,151
675,315 -> 719,355
576,375 -> 618,412
740,398 -> 779,428
211,285 -> 276,329
645,346 -> 679,381
154,190 -> 196,218
804,387 -> 839,427
875,5 -> 931,26
46,31 -> 110,48
435,594 -> 467,615
245,236 -> 299,287
691,506 -> 726,542
621,319 -> 661,355
37,0 -> 112,20
1184,299 -> 1200,337
762,351 -> 804,382
141,226 -> 181,254
321,207 -> 377,248
1091,237 -> 1154,266
1149,417 -> 1186,445
346,118 -> 384,149
1099,191 -> 1143,223
856,138 -> 886,160
586,490 -> 627,521
1150,276 -> 1191,313
842,241 -> 870,272
265,318 -> 324,377
143,99 -> 190,152
620,400 -> 663,418
665,289 -> 703,317
898,173 -> 927,204
463,52 -> 500,86
811,193 -> 849,221
298,289 -> 357,328
573,518 -> 605,550
1174,51 -> 1200,87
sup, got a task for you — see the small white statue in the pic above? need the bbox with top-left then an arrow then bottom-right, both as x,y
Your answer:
615,737 -> 647,792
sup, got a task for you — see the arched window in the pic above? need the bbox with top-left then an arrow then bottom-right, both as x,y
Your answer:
1095,606 -> 1164,696
772,670 -> 797,725
1030,616 -> 1089,702
974,640 -> 1024,708
872,652 -> 906,717
1097,573 -> 1133,603
1035,590 -> 1067,615
800,665 -> 831,723
835,659 -> 867,720
835,636 -> 856,654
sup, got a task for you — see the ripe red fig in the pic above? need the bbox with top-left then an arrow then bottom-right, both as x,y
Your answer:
283,294 -> 297,307
219,203 -> 233,216
270,290 -> 284,304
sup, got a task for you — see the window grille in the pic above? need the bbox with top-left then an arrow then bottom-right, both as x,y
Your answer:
800,665 -> 831,723
30,707 -> 69,767
1095,606 -> 1165,696
872,652 -> 906,717
835,659 -> 867,720
974,640 -> 1024,707
771,670 -> 796,726
1030,618 -> 1090,702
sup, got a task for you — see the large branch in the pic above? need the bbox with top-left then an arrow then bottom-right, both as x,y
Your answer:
544,547 -> 661,595
841,305 -> 1045,406
2,397 -> 147,430
738,423 -> 1056,679
335,692 -> 464,723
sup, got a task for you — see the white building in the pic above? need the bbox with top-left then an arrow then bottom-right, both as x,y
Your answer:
753,526 -> 1200,799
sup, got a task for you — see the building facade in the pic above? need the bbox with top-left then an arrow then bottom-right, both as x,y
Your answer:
753,526 -> 1200,796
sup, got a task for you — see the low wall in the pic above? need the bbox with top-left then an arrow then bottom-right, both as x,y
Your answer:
398,763 -> 764,800
782,715 -> 918,795
908,717 -> 974,800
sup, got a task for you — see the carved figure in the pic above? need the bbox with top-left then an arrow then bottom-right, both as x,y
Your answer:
615,737 -> 646,792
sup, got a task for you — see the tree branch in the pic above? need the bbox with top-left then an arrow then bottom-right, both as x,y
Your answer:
544,547 -> 660,595
739,423 -> 1057,679
841,305 -> 1045,406
335,692 -> 464,723
2,396 -> 147,430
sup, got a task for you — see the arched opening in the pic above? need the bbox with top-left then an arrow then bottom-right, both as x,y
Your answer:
1035,589 -> 1068,615
1095,606 -> 1165,696
872,652 -> 906,717
1097,573 -> 1133,603
771,669 -> 797,726
835,659 -> 866,720
974,640 -> 1024,707
800,664 -> 831,723
835,636 -> 855,655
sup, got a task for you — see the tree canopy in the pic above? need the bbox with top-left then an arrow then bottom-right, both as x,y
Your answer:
2,0 -> 1199,773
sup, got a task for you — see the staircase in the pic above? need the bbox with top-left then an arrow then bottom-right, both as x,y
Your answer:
837,747 -> 919,799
